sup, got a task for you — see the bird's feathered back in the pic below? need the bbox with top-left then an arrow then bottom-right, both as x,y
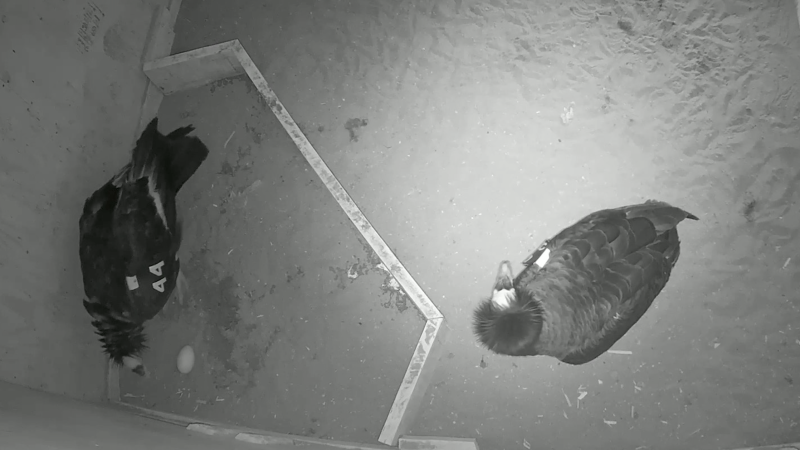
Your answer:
110,118 -> 208,302
473,200 -> 698,363
79,117 -> 209,367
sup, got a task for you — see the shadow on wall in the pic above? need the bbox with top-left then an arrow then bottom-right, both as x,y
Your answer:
0,0 -> 162,400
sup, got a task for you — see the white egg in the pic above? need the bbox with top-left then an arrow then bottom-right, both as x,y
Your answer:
176,345 -> 195,374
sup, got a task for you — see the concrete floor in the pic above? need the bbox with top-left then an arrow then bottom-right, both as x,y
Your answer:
131,1 -> 800,449
1,380 -> 303,450
119,77 -> 423,442
0,0 -> 160,401
3,0 -> 797,449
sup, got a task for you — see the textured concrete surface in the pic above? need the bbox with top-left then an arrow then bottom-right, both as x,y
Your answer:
119,76 -> 423,443
159,1 -> 800,449
4,0 -> 800,449
0,0 -> 161,400
0,380 -> 300,450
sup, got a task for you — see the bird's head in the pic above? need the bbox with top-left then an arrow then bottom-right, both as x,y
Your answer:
122,355 -> 148,377
83,297 -> 150,377
472,260 -> 543,356
490,260 -> 517,310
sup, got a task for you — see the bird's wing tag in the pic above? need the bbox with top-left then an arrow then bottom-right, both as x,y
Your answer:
149,261 -> 164,276
533,248 -> 551,268
132,257 -> 174,296
126,276 -> 140,290
152,277 -> 166,293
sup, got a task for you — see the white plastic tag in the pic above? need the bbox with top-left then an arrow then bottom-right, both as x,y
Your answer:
534,248 -> 551,268
126,276 -> 140,290
152,277 -> 166,293
149,261 -> 164,276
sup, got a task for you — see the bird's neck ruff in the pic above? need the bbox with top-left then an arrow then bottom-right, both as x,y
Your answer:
89,315 -> 148,366
473,291 -> 544,356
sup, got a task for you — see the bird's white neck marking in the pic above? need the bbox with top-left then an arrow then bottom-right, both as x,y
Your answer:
533,248 -> 551,268
147,175 -> 169,230
491,288 -> 516,310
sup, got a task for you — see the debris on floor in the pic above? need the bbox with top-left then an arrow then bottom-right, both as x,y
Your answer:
607,349 -> 632,355
560,102 -> 575,124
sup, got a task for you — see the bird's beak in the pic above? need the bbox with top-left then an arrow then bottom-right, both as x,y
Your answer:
491,261 -> 516,310
493,261 -> 514,291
